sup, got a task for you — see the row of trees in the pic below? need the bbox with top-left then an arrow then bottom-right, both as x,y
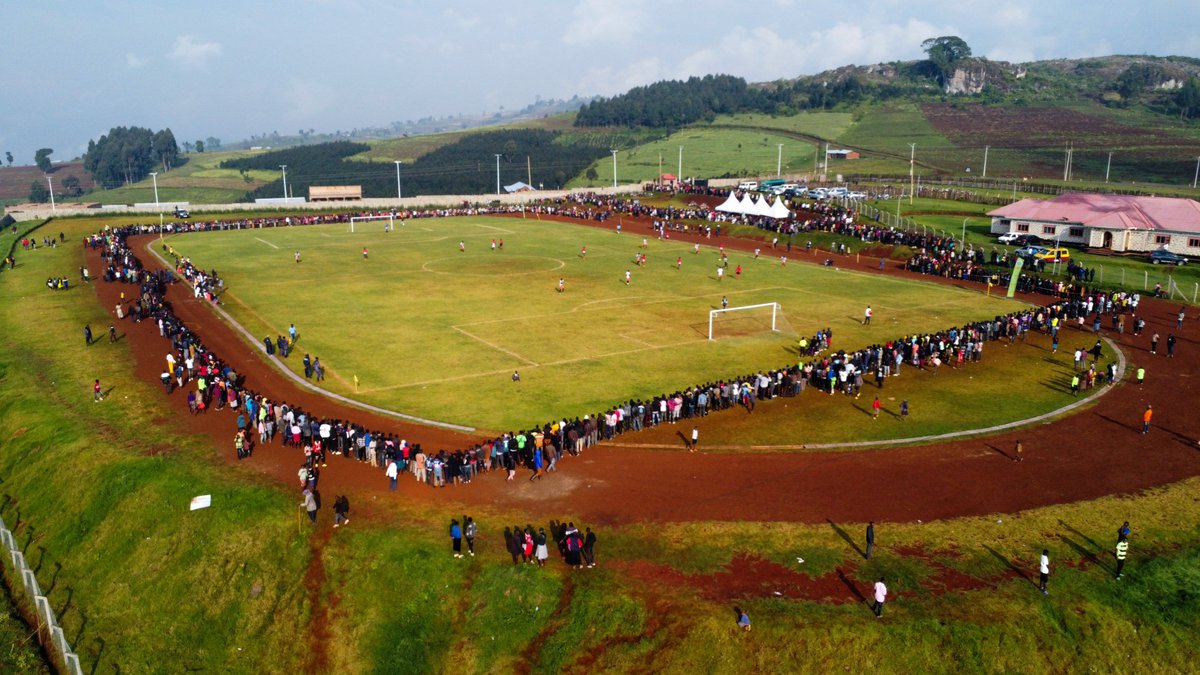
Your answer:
83,126 -> 180,187
222,131 -> 612,200
576,39 -> 976,128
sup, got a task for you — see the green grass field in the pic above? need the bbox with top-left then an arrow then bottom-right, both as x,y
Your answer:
568,128 -> 819,187
164,215 -> 1024,432
84,149 -> 277,205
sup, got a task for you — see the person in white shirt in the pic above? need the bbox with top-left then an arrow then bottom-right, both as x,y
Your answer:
1039,549 -> 1050,595
386,459 -> 399,492
872,577 -> 887,617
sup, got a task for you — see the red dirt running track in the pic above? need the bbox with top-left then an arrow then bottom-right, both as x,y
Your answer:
90,215 -> 1200,525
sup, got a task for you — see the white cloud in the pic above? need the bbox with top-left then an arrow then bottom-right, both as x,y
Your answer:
168,35 -> 223,68
442,8 -> 481,30
562,0 -> 644,47
126,53 -> 148,68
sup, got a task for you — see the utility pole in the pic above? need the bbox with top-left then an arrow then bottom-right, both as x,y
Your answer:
611,149 -> 618,189
1106,152 -> 1112,184
1193,156 -> 1199,189
678,145 -> 682,181
982,145 -> 989,178
150,171 -> 159,210
527,155 -> 532,188
394,160 -> 402,198
908,143 -> 916,204
280,165 -> 288,199
46,175 -> 55,212
495,154 -> 501,196
777,143 -> 783,177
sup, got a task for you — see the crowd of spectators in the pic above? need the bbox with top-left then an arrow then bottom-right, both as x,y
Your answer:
89,190 -> 1137,493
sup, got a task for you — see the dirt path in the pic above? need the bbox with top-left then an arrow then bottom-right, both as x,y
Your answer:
85,215 -> 1200,527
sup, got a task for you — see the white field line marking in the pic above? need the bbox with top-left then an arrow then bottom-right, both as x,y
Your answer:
452,326 -> 539,366
254,237 -> 279,249
455,286 -> 802,329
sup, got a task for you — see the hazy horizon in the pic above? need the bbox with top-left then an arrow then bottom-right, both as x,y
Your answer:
2,0 -> 1197,165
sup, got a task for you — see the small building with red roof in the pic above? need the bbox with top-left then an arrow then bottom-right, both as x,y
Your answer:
988,193 -> 1200,255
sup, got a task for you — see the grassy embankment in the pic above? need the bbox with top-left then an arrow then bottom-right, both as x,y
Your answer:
0,216 -> 310,673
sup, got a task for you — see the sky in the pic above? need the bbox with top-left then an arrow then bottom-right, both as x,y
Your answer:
1,0 -> 1197,165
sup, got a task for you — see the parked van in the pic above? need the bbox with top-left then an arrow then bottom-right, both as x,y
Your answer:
827,187 -> 849,198
737,181 -> 758,191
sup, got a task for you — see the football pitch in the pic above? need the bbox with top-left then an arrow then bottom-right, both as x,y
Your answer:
164,216 -> 1024,431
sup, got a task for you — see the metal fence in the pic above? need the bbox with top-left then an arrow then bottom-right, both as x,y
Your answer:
0,514 -> 83,675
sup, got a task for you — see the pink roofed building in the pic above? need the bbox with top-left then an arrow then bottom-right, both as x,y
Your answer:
988,193 -> 1200,256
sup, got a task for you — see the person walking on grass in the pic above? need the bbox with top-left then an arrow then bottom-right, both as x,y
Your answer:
300,488 -> 317,524
737,608 -> 751,632
872,396 -> 881,419
535,528 -> 549,567
333,495 -> 350,528
866,521 -> 875,560
1115,535 -> 1129,580
899,400 -> 909,421
1039,549 -> 1050,595
872,577 -> 887,617
464,516 -> 477,556
450,519 -> 463,558
93,379 -> 103,402
582,527 -> 597,568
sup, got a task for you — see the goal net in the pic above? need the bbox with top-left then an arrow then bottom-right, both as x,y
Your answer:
708,302 -> 790,340
349,213 -> 400,233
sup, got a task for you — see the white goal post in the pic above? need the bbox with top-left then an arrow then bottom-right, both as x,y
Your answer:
349,213 -> 400,233
708,302 -> 780,340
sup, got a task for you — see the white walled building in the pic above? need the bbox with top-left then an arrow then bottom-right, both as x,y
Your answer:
988,193 -> 1200,255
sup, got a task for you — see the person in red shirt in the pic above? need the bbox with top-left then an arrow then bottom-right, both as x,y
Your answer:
872,396 -> 881,419
93,379 -> 103,402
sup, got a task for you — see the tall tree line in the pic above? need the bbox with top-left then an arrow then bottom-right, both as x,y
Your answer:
83,126 -> 179,187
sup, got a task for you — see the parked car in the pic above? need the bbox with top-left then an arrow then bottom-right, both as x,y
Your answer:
998,232 -> 1036,245
1033,247 -> 1071,261
174,207 -> 190,219
1149,248 -> 1188,265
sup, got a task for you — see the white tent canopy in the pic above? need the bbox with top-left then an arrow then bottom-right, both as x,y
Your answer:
767,197 -> 792,219
715,191 -> 742,213
749,195 -> 773,217
736,193 -> 756,214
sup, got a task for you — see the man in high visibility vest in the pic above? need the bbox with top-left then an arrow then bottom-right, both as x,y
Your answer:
1115,536 -> 1129,580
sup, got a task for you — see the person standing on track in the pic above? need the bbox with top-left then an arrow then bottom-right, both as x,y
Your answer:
1142,405 -> 1153,434
690,426 -> 699,452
